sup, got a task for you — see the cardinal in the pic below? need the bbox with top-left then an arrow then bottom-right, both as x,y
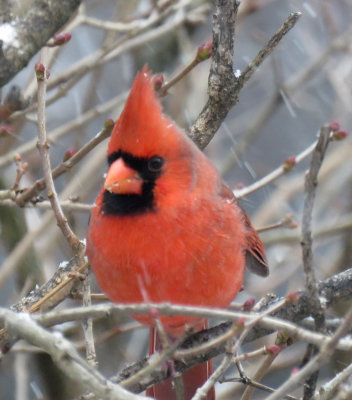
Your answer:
86,66 -> 268,399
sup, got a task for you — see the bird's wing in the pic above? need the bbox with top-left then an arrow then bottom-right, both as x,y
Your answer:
219,182 -> 269,277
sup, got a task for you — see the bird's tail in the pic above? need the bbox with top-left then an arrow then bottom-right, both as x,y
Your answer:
146,323 -> 215,400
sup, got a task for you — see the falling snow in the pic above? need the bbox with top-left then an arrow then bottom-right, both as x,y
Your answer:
279,89 -> 297,118
30,382 -> 44,400
303,2 -> 317,18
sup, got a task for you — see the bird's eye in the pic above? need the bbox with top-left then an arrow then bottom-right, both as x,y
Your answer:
148,156 -> 164,172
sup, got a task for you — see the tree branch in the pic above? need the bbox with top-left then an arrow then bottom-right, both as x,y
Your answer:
0,308 -> 147,400
301,125 -> 331,397
190,0 -> 301,149
0,0 -> 81,87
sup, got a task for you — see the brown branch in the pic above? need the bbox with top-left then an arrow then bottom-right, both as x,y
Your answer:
1,267 -> 345,393
235,138 -> 318,199
158,41 -> 212,96
300,126 -> 331,398
237,12 -> 301,87
0,308 -> 146,400
192,297 -> 289,400
44,2 -> 194,92
0,267 -> 352,391
81,273 -> 97,367
0,254 -> 88,353
301,126 -> 331,320
0,92 -> 124,170
219,26 -> 352,175
112,268 -> 352,393
16,120 -> 113,206
265,305 -> 352,400
189,1 -> 301,149
35,51 -> 81,253
0,199 -> 92,211
0,0 -> 81,87
189,0 -> 240,149
221,376 -> 299,400
315,362 -> 352,400
240,343 -> 282,400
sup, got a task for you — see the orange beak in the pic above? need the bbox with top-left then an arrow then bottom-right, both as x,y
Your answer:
104,158 -> 143,195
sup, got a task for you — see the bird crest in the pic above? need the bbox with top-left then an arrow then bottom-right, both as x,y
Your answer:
108,66 -> 184,159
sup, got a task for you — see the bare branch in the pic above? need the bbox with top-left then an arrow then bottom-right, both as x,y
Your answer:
301,126 -> 331,324
235,137 -> 318,199
190,3 -> 301,149
81,273 -> 96,367
35,50 -> 81,252
0,0 -> 81,87
0,308 -> 147,400
300,126 -> 331,397
238,12 -> 301,87
16,121 -> 113,206
265,305 -> 352,400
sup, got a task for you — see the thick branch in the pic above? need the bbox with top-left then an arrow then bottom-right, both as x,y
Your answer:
189,1 -> 301,149
114,268 -> 352,392
0,0 -> 81,87
8,267 -> 348,394
0,308 -> 147,400
189,0 -> 240,149
1,267 -> 352,391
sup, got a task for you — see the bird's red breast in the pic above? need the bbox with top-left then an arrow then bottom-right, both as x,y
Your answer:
86,66 -> 268,334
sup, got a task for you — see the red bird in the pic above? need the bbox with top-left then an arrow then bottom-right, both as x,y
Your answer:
86,67 -> 268,399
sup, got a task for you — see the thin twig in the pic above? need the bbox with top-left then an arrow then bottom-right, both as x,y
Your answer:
262,212 -> 352,245
238,300 -> 289,400
235,138 -> 318,198
238,12 -> 301,87
300,126 -> 331,397
256,213 -> 297,233
265,305 -> 352,400
121,333 -> 186,390
240,344 -> 282,400
0,199 -> 92,211
46,2 -> 196,91
314,362 -> 352,400
158,39 -> 212,96
32,303 -> 352,351
192,340 -> 234,400
81,272 -> 97,367
221,376 -> 299,400
2,268 -> 352,392
192,297 -> 289,399
16,123 -> 113,206
82,15 -> 151,32
301,127 -> 331,324
0,144 -> 106,291
35,50 -> 83,253
0,92 -> 125,170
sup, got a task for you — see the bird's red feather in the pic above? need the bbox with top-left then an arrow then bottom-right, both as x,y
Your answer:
86,66 -> 267,398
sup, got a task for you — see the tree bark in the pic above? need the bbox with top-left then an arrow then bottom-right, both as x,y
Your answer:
0,0 -> 81,87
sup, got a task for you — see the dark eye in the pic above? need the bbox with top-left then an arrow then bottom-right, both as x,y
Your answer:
148,156 -> 164,172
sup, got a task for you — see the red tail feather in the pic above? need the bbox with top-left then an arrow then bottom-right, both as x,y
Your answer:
146,326 -> 215,400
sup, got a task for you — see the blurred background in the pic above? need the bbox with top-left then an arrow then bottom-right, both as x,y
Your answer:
0,0 -> 352,398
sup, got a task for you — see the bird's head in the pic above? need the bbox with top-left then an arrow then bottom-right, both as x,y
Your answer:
102,66 -> 197,216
